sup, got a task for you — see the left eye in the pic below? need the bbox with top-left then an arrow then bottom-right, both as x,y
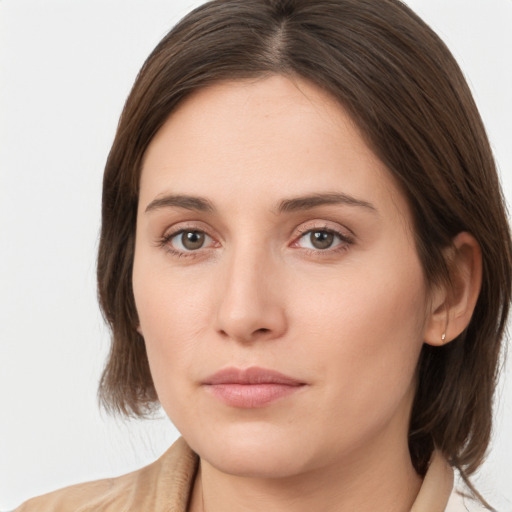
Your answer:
169,230 -> 213,251
296,230 -> 344,250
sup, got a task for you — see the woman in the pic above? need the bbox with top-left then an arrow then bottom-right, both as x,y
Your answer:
15,0 -> 511,511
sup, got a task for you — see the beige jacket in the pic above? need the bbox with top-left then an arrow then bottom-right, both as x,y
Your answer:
14,438 -> 484,512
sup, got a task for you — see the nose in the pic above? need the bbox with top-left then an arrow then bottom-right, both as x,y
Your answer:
214,245 -> 287,344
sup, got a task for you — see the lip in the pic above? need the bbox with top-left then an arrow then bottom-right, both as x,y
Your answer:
202,367 -> 306,408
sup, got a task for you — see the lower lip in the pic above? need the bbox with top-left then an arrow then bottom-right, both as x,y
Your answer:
205,383 -> 304,408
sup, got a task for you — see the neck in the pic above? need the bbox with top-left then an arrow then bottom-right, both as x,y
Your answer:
189,426 -> 422,512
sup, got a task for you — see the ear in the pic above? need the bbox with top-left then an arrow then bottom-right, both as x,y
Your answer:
424,232 -> 482,346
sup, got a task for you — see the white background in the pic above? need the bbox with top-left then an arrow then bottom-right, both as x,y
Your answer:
0,1 -> 511,510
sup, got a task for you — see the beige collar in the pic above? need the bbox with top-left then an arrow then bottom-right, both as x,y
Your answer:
410,450 -> 454,512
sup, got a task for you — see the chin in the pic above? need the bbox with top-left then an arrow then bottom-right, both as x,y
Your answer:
184,423 -> 318,479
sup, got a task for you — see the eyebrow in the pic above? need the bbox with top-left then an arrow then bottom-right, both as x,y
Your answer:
277,193 -> 377,214
145,194 -> 214,213
144,192 -> 377,215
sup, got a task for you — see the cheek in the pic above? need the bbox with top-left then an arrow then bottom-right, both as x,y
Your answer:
292,250 -> 427,416
132,255 -> 215,398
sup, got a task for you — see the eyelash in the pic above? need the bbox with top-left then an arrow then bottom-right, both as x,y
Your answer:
157,224 -> 354,259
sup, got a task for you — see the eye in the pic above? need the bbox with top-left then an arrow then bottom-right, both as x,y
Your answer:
295,228 -> 351,251
168,230 -> 214,252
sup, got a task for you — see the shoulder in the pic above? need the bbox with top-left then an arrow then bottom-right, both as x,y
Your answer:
15,477 -> 117,512
14,438 -> 198,512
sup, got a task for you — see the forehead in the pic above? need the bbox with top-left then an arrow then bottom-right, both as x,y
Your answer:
140,75 -> 408,221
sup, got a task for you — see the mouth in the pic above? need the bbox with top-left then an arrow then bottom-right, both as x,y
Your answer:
202,367 -> 306,408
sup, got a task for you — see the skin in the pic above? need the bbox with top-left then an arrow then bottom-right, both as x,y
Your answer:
132,75 -> 479,512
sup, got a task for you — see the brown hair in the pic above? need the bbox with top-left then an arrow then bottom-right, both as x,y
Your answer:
97,0 -> 511,504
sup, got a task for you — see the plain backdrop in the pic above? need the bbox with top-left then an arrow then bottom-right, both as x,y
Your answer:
1,0 -> 511,510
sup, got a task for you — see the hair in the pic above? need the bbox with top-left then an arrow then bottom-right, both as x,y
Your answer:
97,0 -> 512,506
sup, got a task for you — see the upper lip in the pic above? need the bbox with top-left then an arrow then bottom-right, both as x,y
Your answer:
202,366 -> 304,386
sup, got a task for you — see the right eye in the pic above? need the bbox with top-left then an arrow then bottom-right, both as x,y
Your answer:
167,230 -> 214,252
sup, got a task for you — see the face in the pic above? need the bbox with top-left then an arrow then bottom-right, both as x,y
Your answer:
133,75 -> 430,478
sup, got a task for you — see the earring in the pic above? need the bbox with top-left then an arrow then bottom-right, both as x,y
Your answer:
441,333 -> 446,343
